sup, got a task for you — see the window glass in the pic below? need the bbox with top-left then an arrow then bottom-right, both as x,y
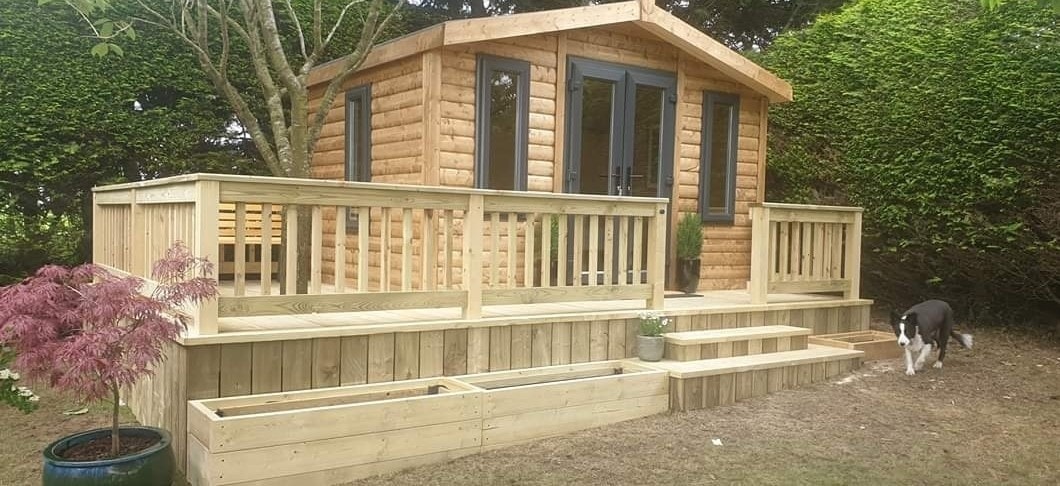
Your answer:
476,56 -> 529,191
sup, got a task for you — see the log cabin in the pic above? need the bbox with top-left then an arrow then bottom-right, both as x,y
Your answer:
306,0 -> 794,292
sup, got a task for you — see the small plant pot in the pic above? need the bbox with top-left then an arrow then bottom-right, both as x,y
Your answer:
677,258 -> 700,294
637,335 -> 665,362
42,426 -> 174,486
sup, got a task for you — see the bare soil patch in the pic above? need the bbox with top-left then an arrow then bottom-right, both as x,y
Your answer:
351,324 -> 1060,485
59,433 -> 158,462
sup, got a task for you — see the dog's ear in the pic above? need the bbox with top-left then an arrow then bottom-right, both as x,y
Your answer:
889,310 -> 902,325
905,312 -> 918,326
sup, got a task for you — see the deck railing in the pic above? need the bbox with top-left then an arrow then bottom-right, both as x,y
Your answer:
748,203 -> 863,304
93,174 -> 669,335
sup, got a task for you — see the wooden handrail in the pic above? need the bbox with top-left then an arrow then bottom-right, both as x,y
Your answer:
93,174 -> 670,336
750,203 -> 863,304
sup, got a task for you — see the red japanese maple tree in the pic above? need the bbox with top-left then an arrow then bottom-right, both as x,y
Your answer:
0,243 -> 217,457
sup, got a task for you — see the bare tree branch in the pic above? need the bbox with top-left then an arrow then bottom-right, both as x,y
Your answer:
306,0 -> 363,74
251,0 -> 301,92
308,0 -> 403,154
282,0 -> 308,61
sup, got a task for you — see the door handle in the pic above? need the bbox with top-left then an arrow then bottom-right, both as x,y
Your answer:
625,167 -> 633,195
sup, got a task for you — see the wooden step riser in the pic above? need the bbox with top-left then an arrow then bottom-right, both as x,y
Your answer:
670,357 -> 860,412
664,335 -> 809,361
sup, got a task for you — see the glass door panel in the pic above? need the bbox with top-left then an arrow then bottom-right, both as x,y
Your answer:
578,78 -> 617,196
629,85 -> 665,198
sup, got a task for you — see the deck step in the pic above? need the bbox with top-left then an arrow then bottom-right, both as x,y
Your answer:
635,345 -> 863,411
662,325 -> 812,361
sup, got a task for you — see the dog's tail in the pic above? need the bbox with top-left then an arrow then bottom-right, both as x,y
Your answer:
950,331 -> 974,349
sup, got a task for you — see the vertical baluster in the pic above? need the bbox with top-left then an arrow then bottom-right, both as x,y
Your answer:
587,215 -> 599,286
422,209 -> 437,291
541,214 -> 552,287
800,222 -> 812,281
380,207 -> 391,292
778,222 -> 790,281
260,204 -> 273,295
617,217 -> 629,285
310,206 -> 322,294
572,215 -> 584,286
490,212 -> 500,288
234,202 -> 246,296
830,223 -> 843,280
443,210 -> 453,289
402,208 -> 413,291
507,213 -> 517,288
632,217 -> 643,284
556,214 -> 567,287
284,205 -> 298,295
603,216 -> 614,286
768,220 -> 778,280
358,207 -> 369,292
335,207 -> 347,293
524,214 -> 536,287
813,222 -> 825,279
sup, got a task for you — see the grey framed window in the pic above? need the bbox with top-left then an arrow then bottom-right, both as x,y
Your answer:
345,85 -> 371,229
475,55 -> 530,191
345,85 -> 372,183
699,91 -> 739,222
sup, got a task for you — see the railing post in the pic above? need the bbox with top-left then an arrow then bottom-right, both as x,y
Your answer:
749,205 -> 771,304
646,202 -> 667,310
844,210 -> 863,300
462,194 -> 484,319
192,180 -> 220,336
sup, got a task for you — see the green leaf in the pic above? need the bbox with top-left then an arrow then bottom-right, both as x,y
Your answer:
107,43 -> 123,57
89,42 -> 108,57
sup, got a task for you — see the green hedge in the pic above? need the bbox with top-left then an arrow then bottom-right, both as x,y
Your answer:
761,0 -> 1060,323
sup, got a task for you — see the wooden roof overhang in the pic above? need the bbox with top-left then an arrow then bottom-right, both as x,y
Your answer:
308,0 -> 793,103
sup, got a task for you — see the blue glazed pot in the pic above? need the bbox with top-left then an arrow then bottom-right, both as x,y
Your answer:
42,426 -> 174,486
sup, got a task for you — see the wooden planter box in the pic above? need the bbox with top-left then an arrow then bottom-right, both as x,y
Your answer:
809,331 -> 899,361
459,361 -> 669,450
186,378 -> 482,485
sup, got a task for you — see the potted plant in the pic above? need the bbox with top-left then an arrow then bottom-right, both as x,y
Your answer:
0,243 -> 217,486
636,311 -> 670,362
676,213 -> 703,294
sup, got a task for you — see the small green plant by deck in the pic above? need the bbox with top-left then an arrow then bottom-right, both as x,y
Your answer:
638,311 -> 670,337
1,347 -> 38,413
676,213 -> 703,260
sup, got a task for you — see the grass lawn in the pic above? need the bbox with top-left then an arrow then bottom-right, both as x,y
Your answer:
2,323 -> 1058,486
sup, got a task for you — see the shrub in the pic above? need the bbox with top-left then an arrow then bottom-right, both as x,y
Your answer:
0,243 -> 217,457
761,0 -> 1060,323
676,213 -> 704,260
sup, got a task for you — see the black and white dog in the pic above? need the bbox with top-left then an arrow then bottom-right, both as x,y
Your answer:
890,300 -> 974,376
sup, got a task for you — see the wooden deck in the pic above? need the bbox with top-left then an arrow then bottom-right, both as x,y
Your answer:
207,279 -> 861,337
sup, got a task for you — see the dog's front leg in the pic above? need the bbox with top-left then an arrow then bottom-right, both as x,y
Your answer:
914,343 -> 932,371
904,348 -> 916,375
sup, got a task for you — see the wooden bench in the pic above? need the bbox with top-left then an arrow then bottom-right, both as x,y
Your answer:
217,203 -> 282,277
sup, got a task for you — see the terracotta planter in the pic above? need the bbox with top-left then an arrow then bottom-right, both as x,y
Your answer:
42,426 -> 174,486
637,335 -> 665,362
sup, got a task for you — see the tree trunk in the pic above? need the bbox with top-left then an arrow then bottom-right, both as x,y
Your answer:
111,385 -> 121,457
